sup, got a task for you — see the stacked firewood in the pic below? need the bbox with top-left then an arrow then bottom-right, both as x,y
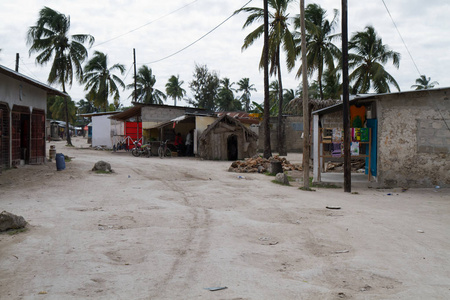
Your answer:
228,155 -> 302,173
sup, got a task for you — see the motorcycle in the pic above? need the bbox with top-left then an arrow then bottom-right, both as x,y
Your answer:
131,141 -> 152,157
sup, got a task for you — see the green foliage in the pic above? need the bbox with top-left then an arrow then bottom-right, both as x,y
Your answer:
217,78 -> 242,111
27,6 -> 94,91
127,65 -> 166,105
84,51 -> 125,111
411,75 -> 438,90
293,3 -> 341,100
165,75 -> 186,106
188,64 -> 220,110
6,227 -> 28,235
237,78 -> 257,112
348,26 -> 401,94
48,95 -> 76,122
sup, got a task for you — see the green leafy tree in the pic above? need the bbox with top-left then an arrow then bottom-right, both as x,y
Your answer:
27,6 -> 94,145
217,78 -> 242,111
348,26 -> 401,94
49,95 -> 76,123
411,75 -> 438,90
188,64 -> 220,110
294,3 -> 341,100
236,0 -> 296,155
77,97 -> 96,114
127,65 -> 166,105
84,51 -> 125,111
237,78 -> 257,112
165,75 -> 186,106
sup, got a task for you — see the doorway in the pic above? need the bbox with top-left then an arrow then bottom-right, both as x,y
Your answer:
227,134 -> 238,161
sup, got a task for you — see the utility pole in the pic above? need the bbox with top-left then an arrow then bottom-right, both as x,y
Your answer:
133,48 -> 139,143
342,0 -> 351,192
300,0 -> 310,189
15,53 -> 19,72
263,0 -> 272,159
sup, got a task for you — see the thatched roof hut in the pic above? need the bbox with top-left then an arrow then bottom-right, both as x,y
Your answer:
198,115 -> 258,160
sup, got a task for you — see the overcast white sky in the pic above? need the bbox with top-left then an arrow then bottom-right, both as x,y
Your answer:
1,0 -> 449,108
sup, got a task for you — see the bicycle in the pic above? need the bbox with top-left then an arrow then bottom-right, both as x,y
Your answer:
158,140 -> 172,158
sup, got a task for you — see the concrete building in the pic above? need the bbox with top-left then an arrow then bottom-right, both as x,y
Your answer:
312,88 -> 450,188
0,64 -> 65,170
79,112 -> 122,148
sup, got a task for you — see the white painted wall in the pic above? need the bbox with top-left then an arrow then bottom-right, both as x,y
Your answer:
92,115 -> 113,148
0,73 -> 47,111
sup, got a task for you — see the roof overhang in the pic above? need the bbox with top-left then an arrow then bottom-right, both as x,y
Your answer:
0,64 -> 67,97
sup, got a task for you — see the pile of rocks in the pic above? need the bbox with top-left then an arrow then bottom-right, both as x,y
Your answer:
228,155 -> 302,173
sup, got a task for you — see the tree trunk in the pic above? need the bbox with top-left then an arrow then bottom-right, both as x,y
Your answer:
277,50 -> 287,156
300,0 -> 310,189
263,0 -> 272,159
62,79 -> 72,146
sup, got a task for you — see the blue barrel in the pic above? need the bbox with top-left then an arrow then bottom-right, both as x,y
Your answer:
56,153 -> 66,171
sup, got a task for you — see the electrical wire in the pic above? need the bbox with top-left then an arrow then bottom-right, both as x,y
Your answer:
381,0 -> 449,131
142,0 -> 253,65
94,0 -> 199,47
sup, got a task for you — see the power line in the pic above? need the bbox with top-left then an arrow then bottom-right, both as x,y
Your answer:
381,0 -> 449,131
381,0 -> 421,76
142,0 -> 253,65
94,0 -> 199,47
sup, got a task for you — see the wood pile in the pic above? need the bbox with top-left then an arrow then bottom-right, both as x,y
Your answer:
228,155 -> 302,173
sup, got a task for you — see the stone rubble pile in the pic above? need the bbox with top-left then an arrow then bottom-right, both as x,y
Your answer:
228,155 -> 302,173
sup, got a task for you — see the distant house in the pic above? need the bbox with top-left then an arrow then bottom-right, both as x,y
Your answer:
198,114 -> 258,160
312,88 -> 450,188
78,112 -> 122,148
0,64 -> 66,170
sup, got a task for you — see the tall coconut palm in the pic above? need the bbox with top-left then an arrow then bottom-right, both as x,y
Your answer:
348,26 -> 401,94
237,78 -> 257,112
165,75 -> 186,106
27,6 -> 94,145
217,78 -> 241,111
127,65 -> 166,105
294,3 -> 341,100
49,95 -> 76,123
411,75 -> 438,90
236,0 -> 296,155
84,51 -> 125,111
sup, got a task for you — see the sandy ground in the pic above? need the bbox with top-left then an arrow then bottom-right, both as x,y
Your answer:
0,137 -> 449,300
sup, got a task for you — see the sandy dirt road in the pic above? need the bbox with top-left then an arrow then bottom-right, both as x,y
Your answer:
0,137 -> 449,299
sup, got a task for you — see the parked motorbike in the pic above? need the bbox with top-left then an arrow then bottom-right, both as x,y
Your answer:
131,141 -> 152,157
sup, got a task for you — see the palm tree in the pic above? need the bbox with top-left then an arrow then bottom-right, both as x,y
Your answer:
236,0 -> 296,155
49,95 -> 76,123
165,75 -> 186,106
127,65 -> 166,105
217,78 -> 241,111
411,75 -> 438,90
27,6 -> 94,145
237,78 -> 257,112
77,97 -> 96,114
348,26 -> 401,94
84,51 -> 125,111
294,3 -> 341,100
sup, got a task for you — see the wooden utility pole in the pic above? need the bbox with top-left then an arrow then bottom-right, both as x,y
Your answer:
342,0 -> 351,192
300,0 -> 310,189
133,48 -> 139,142
15,53 -> 19,72
263,0 -> 272,159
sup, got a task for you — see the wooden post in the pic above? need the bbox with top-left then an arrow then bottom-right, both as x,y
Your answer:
342,0 -> 351,192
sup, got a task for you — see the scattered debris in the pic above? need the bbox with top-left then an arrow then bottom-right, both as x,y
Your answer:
417,230 -> 425,233
237,175 -> 245,179
360,285 -> 372,292
229,155 -> 301,173
204,286 -> 227,291
334,250 -> 350,254
38,291 -> 48,295
0,211 -> 27,232
326,206 -> 341,210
